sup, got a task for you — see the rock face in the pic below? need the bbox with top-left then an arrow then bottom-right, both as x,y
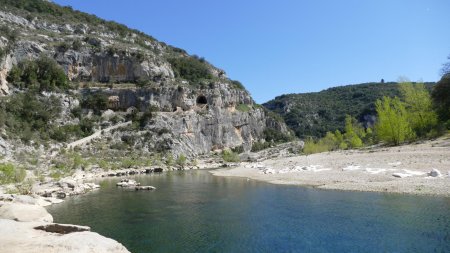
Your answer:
91,84 -> 289,155
0,2 -> 291,156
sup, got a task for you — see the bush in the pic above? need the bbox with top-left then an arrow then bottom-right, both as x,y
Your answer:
399,82 -> 438,137
72,39 -> 82,50
81,92 -> 108,114
222,150 -> 240,162
7,56 -> 68,91
168,56 -> 212,83
236,103 -> 251,112
176,155 -> 187,167
302,138 -> 332,155
251,141 -> 272,152
263,128 -> 294,143
0,163 -> 26,184
0,91 -> 62,142
231,80 -> 245,90
375,96 -> 414,145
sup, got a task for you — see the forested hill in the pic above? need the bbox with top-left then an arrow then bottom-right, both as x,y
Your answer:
263,82 -> 435,139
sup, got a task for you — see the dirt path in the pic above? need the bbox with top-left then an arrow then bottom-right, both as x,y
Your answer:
67,121 -> 132,149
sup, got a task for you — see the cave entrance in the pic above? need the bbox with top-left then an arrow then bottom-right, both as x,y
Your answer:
196,95 -> 207,105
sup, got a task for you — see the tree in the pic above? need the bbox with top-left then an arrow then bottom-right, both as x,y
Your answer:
441,55 -> 450,76
7,55 -> 68,91
432,75 -> 450,127
375,96 -> 414,145
343,115 -> 364,148
399,81 -> 438,136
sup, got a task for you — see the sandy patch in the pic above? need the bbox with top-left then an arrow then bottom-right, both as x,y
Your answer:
211,138 -> 450,196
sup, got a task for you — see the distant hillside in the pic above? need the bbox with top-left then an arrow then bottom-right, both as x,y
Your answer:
263,82 -> 435,138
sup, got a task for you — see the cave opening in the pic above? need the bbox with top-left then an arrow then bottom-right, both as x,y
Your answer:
196,95 -> 207,105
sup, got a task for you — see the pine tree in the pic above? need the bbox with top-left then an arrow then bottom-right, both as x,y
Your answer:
375,96 -> 414,145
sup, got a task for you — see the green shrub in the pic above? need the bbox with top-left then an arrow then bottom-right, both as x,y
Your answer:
0,91 -> 62,142
263,128 -> 294,143
236,104 -> 251,112
81,92 -> 108,114
176,155 -> 187,167
7,56 -> 68,91
302,138 -> 332,155
168,56 -> 212,83
72,39 -> 82,50
222,150 -> 240,162
0,163 -> 26,184
251,141 -> 272,152
231,80 -> 245,90
375,96 -> 414,145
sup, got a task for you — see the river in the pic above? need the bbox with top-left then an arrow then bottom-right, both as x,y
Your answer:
47,170 -> 450,253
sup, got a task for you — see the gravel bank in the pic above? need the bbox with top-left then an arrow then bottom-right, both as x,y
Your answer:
211,137 -> 450,196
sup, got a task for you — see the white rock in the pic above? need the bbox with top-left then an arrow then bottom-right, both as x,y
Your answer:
403,169 -> 426,176
0,219 -> 130,253
365,168 -> 386,174
342,165 -> 361,171
0,203 -> 53,222
429,169 -> 442,177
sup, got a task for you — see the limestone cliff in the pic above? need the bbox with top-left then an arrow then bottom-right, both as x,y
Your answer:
0,0 -> 291,157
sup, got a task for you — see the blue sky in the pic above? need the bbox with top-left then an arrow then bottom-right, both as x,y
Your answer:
54,0 -> 450,103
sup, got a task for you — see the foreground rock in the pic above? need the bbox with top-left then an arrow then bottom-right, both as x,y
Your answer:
0,202 -> 53,222
0,200 -> 130,253
0,219 -> 130,253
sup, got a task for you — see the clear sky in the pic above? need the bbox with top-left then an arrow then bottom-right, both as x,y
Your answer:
53,0 -> 450,103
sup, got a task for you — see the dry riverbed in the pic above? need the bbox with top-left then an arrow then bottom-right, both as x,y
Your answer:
211,137 -> 450,196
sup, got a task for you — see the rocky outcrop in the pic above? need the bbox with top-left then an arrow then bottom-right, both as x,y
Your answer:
0,1 -> 291,157
0,219 -> 130,253
91,83 -> 290,156
0,202 -> 53,222
0,198 -> 131,253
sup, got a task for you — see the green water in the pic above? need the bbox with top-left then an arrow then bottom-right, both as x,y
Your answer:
47,170 -> 450,253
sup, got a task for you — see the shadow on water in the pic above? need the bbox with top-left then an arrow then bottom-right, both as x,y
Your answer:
47,170 -> 450,253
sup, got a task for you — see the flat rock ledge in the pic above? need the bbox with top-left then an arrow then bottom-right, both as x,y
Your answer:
0,200 -> 130,253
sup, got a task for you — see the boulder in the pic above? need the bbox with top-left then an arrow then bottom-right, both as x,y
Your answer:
429,169 -> 442,177
116,179 -> 139,187
135,186 -> 156,191
0,203 -> 53,222
56,192 -> 67,199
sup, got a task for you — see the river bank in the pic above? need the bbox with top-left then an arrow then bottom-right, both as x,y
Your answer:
211,137 -> 450,196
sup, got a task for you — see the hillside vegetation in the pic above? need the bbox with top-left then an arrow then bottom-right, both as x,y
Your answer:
264,82 -> 435,138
